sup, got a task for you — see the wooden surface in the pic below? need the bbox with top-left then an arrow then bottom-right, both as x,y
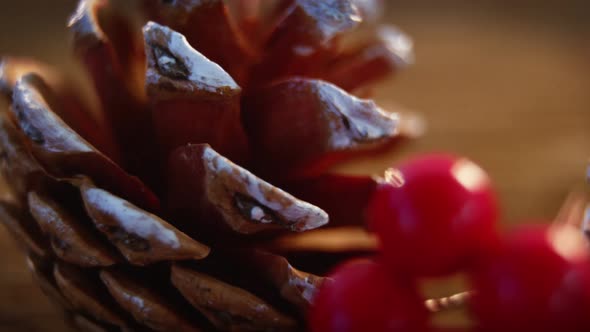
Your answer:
0,1 -> 589,331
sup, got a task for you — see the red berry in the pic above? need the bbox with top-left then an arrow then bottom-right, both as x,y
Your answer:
366,154 -> 498,276
309,259 -> 429,332
470,225 -> 590,331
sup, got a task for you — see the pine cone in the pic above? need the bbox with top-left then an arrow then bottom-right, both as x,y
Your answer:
0,0 -> 417,331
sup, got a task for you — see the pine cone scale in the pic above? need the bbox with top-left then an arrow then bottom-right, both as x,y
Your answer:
28,189 -> 119,267
0,0 -> 415,330
53,262 -> 129,327
80,180 -> 210,265
171,264 -> 298,331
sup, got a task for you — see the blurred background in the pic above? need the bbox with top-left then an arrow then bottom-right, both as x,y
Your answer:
0,0 -> 589,331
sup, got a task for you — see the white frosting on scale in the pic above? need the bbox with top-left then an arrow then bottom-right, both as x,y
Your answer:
143,21 -> 239,93
314,80 -> 398,149
202,146 -> 328,231
12,78 -> 93,153
84,187 -> 180,249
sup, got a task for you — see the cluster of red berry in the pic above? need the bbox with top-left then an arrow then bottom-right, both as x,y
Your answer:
309,154 -> 590,331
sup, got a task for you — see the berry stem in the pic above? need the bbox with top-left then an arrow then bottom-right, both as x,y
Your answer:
424,290 -> 474,313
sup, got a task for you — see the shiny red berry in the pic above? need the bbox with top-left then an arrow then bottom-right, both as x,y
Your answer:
309,259 -> 429,332
470,225 -> 590,331
366,153 -> 498,276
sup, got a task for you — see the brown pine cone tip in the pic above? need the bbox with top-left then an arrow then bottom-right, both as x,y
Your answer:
0,0 -> 425,331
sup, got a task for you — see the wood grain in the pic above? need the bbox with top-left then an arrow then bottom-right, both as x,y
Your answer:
0,1 -> 589,331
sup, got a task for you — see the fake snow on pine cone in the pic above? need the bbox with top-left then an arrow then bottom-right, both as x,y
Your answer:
0,0 -> 420,331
